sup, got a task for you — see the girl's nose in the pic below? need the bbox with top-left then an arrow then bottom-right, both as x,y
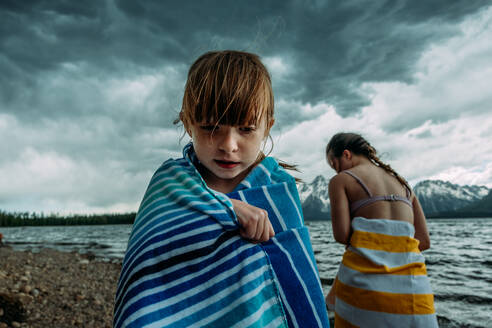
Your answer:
218,128 -> 239,153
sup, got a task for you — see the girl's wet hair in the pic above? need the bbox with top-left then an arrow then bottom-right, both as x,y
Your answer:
326,132 -> 410,191
178,50 -> 273,129
176,50 -> 300,181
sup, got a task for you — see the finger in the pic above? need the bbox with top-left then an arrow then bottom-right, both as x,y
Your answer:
260,220 -> 270,242
240,227 -> 255,240
244,215 -> 257,240
262,211 -> 274,241
254,212 -> 265,241
239,228 -> 249,240
268,221 -> 275,238
261,210 -> 272,241
261,211 -> 273,242
243,225 -> 253,240
240,228 -> 261,244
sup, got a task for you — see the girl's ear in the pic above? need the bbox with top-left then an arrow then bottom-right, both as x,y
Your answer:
342,149 -> 352,159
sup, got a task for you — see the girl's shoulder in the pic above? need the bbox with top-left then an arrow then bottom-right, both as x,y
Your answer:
329,166 -> 373,190
329,171 -> 352,189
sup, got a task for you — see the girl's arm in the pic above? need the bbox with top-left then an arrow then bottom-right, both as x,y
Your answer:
325,277 -> 336,310
230,198 -> 275,242
329,175 -> 351,245
412,195 -> 431,251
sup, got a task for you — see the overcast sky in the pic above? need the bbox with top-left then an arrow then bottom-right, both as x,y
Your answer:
1,0 -> 492,214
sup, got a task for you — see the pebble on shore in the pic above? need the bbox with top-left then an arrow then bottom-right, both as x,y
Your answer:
0,246 -> 121,328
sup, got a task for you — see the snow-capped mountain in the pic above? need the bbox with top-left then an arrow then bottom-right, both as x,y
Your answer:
461,189 -> 492,214
297,177 -> 490,220
414,180 -> 489,215
298,175 -> 330,220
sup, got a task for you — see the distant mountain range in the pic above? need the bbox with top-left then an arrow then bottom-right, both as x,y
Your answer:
413,180 -> 490,217
298,176 -> 331,221
298,176 -> 491,221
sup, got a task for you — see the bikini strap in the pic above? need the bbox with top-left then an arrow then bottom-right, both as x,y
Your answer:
342,170 -> 372,197
405,185 -> 412,199
343,170 -> 413,216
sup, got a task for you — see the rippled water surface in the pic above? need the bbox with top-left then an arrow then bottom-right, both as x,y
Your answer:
3,224 -> 130,260
3,218 -> 492,327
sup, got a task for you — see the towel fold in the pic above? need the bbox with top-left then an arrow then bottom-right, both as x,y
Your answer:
114,143 -> 330,328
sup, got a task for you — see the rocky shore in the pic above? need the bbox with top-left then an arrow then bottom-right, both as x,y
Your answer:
0,246 -> 121,328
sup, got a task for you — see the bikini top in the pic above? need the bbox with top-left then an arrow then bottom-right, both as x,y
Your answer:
342,170 -> 412,216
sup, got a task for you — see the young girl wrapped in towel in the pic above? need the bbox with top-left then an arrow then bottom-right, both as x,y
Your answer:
325,132 -> 438,328
114,50 -> 330,328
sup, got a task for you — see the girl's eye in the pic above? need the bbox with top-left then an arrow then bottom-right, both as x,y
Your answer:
239,126 -> 255,133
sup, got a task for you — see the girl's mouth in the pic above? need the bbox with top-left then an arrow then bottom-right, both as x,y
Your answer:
215,160 -> 239,169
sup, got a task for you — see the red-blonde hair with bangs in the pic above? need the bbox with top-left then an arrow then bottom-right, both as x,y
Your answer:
179,50 -> 274,132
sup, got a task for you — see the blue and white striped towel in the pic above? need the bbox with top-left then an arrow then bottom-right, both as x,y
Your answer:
113,143 -> 330,328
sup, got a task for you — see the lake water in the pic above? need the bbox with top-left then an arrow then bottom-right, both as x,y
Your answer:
2,218 -> 491,327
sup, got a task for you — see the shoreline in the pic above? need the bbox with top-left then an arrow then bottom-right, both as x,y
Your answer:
0,246 -> 121,328
0,245 -> 336,327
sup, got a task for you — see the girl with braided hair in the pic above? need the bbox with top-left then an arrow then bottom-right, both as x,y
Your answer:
325,132 -> 437,327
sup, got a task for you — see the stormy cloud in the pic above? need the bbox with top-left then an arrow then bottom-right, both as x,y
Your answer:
1,0 -> 491,213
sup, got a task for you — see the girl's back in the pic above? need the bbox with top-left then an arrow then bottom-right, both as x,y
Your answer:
342,163 -> 415,224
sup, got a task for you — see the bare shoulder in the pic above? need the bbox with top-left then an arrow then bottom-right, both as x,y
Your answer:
329,172 -> 344,185
329,172 -> 350,190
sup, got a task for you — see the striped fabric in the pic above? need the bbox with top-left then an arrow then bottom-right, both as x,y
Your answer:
114,143 -> 330,328
334,217 -> 438,328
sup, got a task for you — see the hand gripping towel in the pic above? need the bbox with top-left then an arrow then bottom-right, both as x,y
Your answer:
334,217 -> 438,328
113,143 -> 330,328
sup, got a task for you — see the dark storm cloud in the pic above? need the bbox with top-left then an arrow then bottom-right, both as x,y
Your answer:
276,0 -> 492,115
1,0 -> 491,121
2,0 -> 492,212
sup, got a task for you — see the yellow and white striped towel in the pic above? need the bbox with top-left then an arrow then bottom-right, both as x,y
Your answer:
335,217 -> 438,328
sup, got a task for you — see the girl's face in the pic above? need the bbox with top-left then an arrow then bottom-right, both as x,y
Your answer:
327,150 -> 352,173
187,115 -> 272,193
327,154 -> 341,173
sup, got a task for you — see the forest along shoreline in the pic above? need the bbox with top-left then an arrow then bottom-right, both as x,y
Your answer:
0,246 -> 121,328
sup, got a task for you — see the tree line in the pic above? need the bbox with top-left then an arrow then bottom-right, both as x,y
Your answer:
0,210 -> 136,227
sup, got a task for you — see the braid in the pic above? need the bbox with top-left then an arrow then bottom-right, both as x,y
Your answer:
367,147 -> 411,192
